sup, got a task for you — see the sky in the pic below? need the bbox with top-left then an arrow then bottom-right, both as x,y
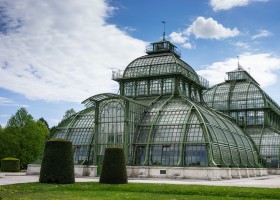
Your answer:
1,0 -> 280,127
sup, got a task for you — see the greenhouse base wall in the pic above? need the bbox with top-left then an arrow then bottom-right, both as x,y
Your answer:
27,165 -> 269,180
267,168 -> 280,175
126,166 -> 268,181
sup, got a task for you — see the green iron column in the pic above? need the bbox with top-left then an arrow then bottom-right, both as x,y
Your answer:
124,100 -> 130,163
93,102 -> 100,165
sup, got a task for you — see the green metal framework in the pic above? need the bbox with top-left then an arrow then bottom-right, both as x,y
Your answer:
52,40 -> 260,168
204,69 -> 280,167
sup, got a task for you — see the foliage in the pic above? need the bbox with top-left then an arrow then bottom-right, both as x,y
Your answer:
6,108 -> 33,127
38,117 -> 49,130
100,147 -> 127,184
39,139 -> 75,184
0,108 -> 50,167
1,157 -> 20,172
62,108 -> 76,120
1,183 -> 280,200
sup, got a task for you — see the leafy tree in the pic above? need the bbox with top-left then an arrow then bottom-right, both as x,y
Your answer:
63,108 -> 76,120
7,108 -> 33,127
0,108 -> 49,168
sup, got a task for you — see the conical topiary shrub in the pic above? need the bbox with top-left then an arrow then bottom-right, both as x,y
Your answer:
99,147 -> 128,184
39,139 -> 75,184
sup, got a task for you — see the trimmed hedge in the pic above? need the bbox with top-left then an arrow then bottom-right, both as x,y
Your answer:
39,139 -> 75,184
100,147 -> 128,184
1,157 -> 20,172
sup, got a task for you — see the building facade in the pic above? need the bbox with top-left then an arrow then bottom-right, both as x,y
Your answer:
52,39 -> 261,171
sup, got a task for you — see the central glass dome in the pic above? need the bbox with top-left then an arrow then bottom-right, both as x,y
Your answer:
123,53 -> 200,84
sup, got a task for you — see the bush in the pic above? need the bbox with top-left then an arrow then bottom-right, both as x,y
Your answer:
1,157 -> 20,172
99,147 -> 127,184
39,139 -> 75,184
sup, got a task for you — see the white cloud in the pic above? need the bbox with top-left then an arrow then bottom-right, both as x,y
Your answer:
210,0 -> 268,11
169,32 -> 192,49
182,43 -> 192,49
0,0 -> 147,102
233,41 -> 250,49
122,26 -> 136,32
186,17 -> 240,40
197,53 -> 280,88
169,32 -> 187,44
0,97 -> 28,107
252,29 -> 272,40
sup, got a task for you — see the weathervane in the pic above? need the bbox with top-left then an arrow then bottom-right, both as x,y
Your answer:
162,20 -> 166,41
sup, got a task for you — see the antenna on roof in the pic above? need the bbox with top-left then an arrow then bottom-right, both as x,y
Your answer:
162,20 -> 166,41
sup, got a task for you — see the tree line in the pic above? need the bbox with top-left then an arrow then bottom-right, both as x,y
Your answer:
0,108 -> 50,169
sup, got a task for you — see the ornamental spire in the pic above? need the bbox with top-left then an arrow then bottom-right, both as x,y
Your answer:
162,20 -> 166,41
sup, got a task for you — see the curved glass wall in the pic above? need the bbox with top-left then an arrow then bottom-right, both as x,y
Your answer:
133,96 -> 259,167
52,108 -> 95,164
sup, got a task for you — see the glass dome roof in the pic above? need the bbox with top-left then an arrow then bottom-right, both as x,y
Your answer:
203,70 -> 280,115
123,52 -> 200,85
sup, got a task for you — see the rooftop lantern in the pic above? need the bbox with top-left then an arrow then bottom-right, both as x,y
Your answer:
146,21 -> 181,58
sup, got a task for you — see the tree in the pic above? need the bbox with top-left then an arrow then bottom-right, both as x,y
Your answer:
7,108 -> 33,127
0,108 -> 50,167
39,117 -> 49,130
63,108 -> 76,120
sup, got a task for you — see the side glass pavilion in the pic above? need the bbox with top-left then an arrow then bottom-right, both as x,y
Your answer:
204,67 -> 280,167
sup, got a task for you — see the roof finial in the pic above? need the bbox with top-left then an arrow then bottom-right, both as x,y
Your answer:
237,56 -> 240,69
237,56 -> 245,71
162,20 -> 166,41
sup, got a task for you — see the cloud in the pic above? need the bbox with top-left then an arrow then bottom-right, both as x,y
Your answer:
0,97 -> 28,107
169,32 -> 192,49
210,0 -> 269,11
197,53 -> 280,88
186,17 -> 240,40
252,29 -> 272,40
0,0 -> 147,102
233,41 -> 250,49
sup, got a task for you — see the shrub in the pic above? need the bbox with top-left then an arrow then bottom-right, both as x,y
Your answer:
1,157 -> 20,172
39,139 -> 75,184
99,147 -> 127,184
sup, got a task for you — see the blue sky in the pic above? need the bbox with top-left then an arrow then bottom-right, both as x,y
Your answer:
1,0 -> 280,127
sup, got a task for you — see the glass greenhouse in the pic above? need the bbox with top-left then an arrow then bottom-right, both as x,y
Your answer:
204,67 -> 280,168
52,40 -> 261,170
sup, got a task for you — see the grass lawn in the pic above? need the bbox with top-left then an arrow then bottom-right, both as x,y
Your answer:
0,182 -> 280,200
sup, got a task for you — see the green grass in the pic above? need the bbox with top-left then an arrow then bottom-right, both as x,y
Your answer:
0,182 -> 279,200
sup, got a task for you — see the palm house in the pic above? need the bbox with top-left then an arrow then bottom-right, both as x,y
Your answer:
203,66 -> 280,168
40,38 -> 273,180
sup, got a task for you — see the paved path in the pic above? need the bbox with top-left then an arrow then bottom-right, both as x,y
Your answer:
1,172 -> 280,188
